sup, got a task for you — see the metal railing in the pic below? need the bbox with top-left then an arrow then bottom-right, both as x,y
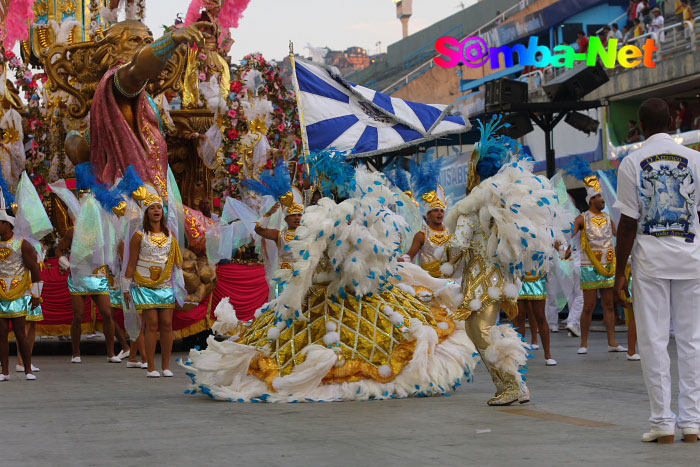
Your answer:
380,0 -> 526,94
596,11 -> 628,35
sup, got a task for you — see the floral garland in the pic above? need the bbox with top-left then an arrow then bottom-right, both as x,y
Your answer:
214,52 -> 301,198
4,50 -> 53,201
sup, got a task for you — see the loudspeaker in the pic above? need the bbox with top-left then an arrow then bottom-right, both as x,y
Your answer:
565,111 -> 599,135
485,79 -> 528,107
542,62 -> 609,101
499,113 -> 534,139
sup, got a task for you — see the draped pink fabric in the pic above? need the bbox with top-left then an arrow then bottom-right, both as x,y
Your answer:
183,206 -> 216,255
209,263 -> 268,321
90,67 -> 169,196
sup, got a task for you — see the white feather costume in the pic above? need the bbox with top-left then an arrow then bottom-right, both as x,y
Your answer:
182,167 -> 478,402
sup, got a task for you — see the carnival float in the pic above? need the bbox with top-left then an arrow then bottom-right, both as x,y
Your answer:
0,0 -> 301,338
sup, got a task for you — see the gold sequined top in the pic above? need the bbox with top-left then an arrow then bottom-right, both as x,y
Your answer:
581,211 -> 614,266
0,235 -> 26,293
455,215 -> 504,309
277,228 -> 297,269
136,230 -> 173,288
418,225 -> 451,269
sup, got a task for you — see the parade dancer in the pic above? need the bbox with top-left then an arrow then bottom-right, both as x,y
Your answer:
0,186 -> 42,381
240,162 -> 305,297
615,98 -> 700,443
54,164 -> 124,364
517,272 -> 556,366
11,172 -> 53,374
183,163 -> 477,402
447,117 -> 561,406
401,156 -> 454,279
122,184 -> 184,378
567,161 -> 626,354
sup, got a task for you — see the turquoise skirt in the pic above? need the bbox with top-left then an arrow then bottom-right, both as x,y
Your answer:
519,278 -> 547,300
580,265 -> 614,290
68,275 -> 110,295
26,304 -> 43,322
0,296 -> 32,319
110,288 -> 123,309
131,286 -> 175,311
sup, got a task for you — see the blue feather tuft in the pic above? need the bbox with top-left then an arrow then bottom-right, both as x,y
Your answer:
410,153 -> 443,198
240,160 -> 292,199
304,148 -> 355,198
473,114 -> 523,181
386,159 -> 411,192
75,162 -> 123,212
562,156 -> 595,181
115,166 -> 144,199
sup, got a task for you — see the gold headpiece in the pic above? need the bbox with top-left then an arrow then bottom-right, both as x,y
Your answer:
132,184 -> 163,209
280,187 -> 304,216
421,185 -> 447,212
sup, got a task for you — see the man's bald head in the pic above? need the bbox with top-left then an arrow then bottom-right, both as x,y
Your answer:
638,98 -> 671,138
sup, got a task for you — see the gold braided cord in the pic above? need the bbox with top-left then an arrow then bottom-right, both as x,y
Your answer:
0,271 -> 31,301
133,238 -> 183,288
581,223 -> 616,278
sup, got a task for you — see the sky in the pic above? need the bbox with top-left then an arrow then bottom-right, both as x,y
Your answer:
145,0 -> 478,63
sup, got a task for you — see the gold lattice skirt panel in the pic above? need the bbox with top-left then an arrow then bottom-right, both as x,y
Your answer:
240,285 -> 455,387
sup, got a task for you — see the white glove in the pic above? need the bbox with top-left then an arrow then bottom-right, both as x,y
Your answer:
58,256 -> 71,270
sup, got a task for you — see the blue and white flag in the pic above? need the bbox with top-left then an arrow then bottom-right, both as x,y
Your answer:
293,58 -> 471,157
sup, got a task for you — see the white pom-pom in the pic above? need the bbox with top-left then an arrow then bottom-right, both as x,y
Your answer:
323,331 -> 340,346
487,286 -> 502,299
378,364 -> 393,378
254,308 -> 263,319
325,321 -> 337,332
275,320 -> 287,330
437,322 -> 449,330
382,305 -> 394,315
503,282 -> 520,299
390,312 -> 404,325
440,262 -> 454,277
267,327 -> 281,340
397,283 -> 416,296
470,299 -> 482,312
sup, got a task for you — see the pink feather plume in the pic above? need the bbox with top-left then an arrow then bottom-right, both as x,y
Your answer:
2,0 -> 35,51
185,0 -> 251,29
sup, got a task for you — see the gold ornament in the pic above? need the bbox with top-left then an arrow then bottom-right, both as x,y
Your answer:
421,190 -> 446,210
584,175 -> 601,194
0,248 -> 11,262
33,0 -> 49,17
2,128 -> 20,145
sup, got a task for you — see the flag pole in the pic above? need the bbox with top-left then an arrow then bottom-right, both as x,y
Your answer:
289,41 -> 310,160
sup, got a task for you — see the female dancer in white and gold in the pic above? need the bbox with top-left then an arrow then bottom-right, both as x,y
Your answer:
123,185 -> 183,378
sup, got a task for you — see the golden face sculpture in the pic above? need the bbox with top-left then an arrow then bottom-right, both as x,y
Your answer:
94,20 -> 154,70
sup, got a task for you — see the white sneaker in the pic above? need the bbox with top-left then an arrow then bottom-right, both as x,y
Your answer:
16,364 -> 40,372
0,374 -> 9,381
577,347 -> 588,354
566,323 -> 580,337
641,430 -> 675,443
545,358 -> 558,366
162,369 -> 174,377
116,350 -> 130,360
107,356 -> 122,363
86,333 -> 98,339
530,344 -> 540,350
126,361 -> 143,368
549,325 -> 559,333
25,373 -> 36,381
608,345 -> 628,352
141,362 -> 148,369
626,353 -> 641,361
71,356 -> 82,363
146,370 -> 161,378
